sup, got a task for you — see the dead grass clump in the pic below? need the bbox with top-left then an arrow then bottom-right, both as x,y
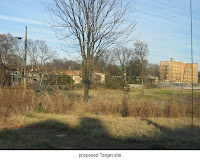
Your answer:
0,87 -> 37,119
127,100 -> 160,117
36,90 -> 200,118
125,98 -> 198,118
72,99 -> 122,116
38,90 -> 77,114
1,88 -> 199,118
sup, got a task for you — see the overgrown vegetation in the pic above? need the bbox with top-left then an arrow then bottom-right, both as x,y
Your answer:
105,77 -> 126,89
0,86 -> 37,120
0,87 -> 199,119
57,75 -> 74,85
0,87 -> 200,149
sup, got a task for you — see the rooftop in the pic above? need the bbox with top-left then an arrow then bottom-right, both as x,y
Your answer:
49,70 -> 82,76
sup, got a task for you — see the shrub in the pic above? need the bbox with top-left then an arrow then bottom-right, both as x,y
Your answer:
0,87 -> 199,119
127,78 -> 134,84
106,77 -> 125,89
57,75 -> 74,85
145,83 -> 157,89
0,86 -> 37,119
90,83 -> 105,90
74,83 -> 83,89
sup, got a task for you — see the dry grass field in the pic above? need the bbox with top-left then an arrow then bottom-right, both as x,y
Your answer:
1,114 -> 200,149
0,86 -> 200,149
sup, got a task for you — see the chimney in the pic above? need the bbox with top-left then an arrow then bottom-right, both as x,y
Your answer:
170,58 -> 173,62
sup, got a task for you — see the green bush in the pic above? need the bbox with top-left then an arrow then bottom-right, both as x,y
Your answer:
145,83 -> 157,89
132,79 -> 142,84
127,78 -> 134,84
57,75 -> 74,85
75,83 -> 83,89
44,79 -> 51,85
106,77 -> 125,89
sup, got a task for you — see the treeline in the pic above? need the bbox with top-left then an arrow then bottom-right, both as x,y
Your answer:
0,33 -> 159,87
94,45 -> 159,88
45,44 -> 160,80
0,33 -> 55,86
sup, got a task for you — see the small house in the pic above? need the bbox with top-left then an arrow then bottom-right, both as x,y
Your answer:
49,69 -> 83,85
92,72 -> 106,84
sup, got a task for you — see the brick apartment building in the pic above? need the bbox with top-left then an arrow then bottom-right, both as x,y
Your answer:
160,58 -> 198,84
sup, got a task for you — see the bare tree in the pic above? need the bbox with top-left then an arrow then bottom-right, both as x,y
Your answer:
28,39 -> 38,67
28,40 -> 55,85
0,34 -> 16,86
113,47 -> 134,85
37,40 -> 55,85
45,0 -> 136,101
147,63 -> 159,77
134,41 -> 149,84
13,38 -> 25,82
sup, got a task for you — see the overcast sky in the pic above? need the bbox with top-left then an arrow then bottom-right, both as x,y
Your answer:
0,0 -> 199,69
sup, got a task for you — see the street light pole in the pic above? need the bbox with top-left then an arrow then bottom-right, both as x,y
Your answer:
23,26 -> 27,96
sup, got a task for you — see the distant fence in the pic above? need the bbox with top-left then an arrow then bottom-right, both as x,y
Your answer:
128,84 -> 145,89
158,82 -> 200,89
128,83 -> 200,90
32,83 -> 200,91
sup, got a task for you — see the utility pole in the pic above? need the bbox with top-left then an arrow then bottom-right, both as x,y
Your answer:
23,26 -> 27,96
189,0 -> 194,143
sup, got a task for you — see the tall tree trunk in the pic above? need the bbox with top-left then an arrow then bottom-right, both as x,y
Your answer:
142,62 -> 144,84
31,62 -> 34,86
0,67 -> 2,86
124,66 -> 128,87
83,58 -> 91,101
0,56 -> 3,86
